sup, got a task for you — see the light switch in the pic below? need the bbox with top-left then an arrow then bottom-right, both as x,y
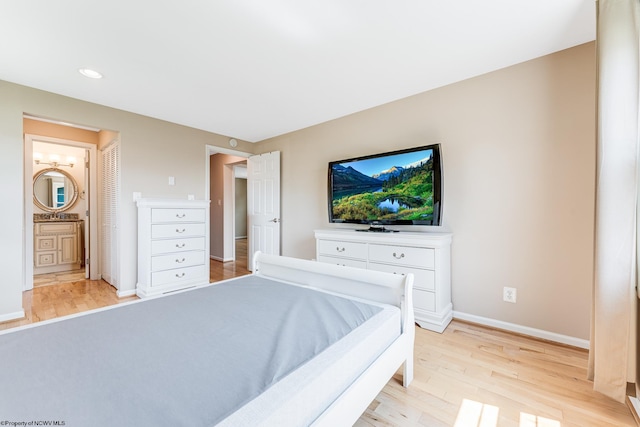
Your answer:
187,194 -> 195,200
133,192 -> 141,201
168,176 -> 175,186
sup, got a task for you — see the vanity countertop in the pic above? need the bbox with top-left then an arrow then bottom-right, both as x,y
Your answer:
34,213 -> 82,223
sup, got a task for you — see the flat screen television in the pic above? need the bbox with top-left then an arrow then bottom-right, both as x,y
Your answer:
328,144 -> 442,229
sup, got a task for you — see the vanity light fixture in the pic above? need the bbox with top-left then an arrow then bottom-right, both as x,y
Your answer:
78,68 -> 103,79
34,153 -> 75,168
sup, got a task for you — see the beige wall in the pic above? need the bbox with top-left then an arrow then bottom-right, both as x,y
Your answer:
0,42 -> 596,341
255,42 -> 596,340
0,80 -> 254,319
24,118 -> 99,144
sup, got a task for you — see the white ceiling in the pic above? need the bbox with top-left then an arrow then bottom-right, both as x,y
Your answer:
0,1 -> 595,142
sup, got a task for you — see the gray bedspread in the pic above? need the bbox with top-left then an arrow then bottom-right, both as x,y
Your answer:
0,275 -> 382,426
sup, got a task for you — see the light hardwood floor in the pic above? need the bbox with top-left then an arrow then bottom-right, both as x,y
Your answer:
356,321 -> 635,427
1,239 -> 633,426
0,278 -> 138,331
32,269 -> 86,287
0,239 -> 250,332
209,238 -> 251,282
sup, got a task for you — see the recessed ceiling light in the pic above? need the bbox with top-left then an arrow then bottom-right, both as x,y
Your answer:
78,68 -> 103,79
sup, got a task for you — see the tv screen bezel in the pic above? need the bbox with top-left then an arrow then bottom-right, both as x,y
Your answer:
327,143 -> 442,227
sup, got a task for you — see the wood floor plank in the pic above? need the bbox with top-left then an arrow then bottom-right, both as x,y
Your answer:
358,321 -> 635,426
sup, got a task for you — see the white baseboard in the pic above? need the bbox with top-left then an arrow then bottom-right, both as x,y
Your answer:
453,311 -> 590,349
117,289 -> 137,298
210,255 -> 234,262
0,310 -> 26,323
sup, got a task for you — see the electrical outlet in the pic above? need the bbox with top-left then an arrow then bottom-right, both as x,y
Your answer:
503,287 -> 517,303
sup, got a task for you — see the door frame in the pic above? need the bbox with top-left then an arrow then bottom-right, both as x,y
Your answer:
24,134 -> 98,290
205,145 -> 250,264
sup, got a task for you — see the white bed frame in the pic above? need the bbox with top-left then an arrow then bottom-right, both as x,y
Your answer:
253,252 -> 415,426
1,252 -> 413,426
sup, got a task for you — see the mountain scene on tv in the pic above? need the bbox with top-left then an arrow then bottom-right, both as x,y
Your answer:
331,149 -> 435,222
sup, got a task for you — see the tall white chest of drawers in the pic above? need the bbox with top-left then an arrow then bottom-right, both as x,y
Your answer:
136,198 -> 210,298
315,229 -> 453,333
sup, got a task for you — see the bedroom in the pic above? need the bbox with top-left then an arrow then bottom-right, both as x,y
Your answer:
0,1 -> 638,425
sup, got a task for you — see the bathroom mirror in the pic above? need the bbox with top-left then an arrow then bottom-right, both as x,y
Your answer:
33,167 -> 79,213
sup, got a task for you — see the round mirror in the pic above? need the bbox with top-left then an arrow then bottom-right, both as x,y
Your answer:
33,168 -> 79,213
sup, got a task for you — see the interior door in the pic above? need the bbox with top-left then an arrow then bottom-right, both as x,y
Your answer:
247,151 -> 280,270
100,141 -> 120,288
83,150 -> 90,279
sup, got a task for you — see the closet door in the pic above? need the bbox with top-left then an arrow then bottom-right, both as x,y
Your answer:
100,142 -> 120,288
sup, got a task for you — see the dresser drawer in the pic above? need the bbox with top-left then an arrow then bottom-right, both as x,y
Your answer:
317,240 -> 367,260
368,262 -> 435,291
152,265 -> 207,287
413,288 -> 436,312
151,208 -> 206,224
36,222 -> 76,234
369,244 -> 434,269
317,255 -> 367,269
151,251 -> 205,272
152,223 -> 206,239
151,237 -> 205,255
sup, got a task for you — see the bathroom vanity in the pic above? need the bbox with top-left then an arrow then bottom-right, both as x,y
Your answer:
33,217 -> 84,274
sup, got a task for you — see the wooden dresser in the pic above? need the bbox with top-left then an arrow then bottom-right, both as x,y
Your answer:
136,198 -> 210,298
315,229 -> 453,332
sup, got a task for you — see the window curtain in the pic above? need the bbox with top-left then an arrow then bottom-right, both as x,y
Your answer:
589,0 -> 640,403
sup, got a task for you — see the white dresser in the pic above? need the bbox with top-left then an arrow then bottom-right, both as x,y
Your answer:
315,229 -> 453,333
136,198 -> 210,298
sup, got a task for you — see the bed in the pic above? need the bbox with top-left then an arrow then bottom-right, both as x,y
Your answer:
0,252 -> 415,426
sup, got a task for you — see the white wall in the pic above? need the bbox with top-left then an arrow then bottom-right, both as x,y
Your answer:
255,43 -> 596,341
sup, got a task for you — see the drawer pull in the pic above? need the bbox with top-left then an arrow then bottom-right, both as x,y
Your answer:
175,258 -> 186,263
176,228 -> 186,233
175,273 -> 186,278
176,243 -> 186,248
336,247 -> 345,253
176,213 -> 186,218
392,252 -> 405,259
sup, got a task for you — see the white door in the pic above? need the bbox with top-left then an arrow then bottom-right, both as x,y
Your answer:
83,150 -> 90,279
247,151 -> 280,270
100,141 -> 120,288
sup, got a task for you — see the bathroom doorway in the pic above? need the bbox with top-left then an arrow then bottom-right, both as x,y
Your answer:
23,118 -> 99,291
